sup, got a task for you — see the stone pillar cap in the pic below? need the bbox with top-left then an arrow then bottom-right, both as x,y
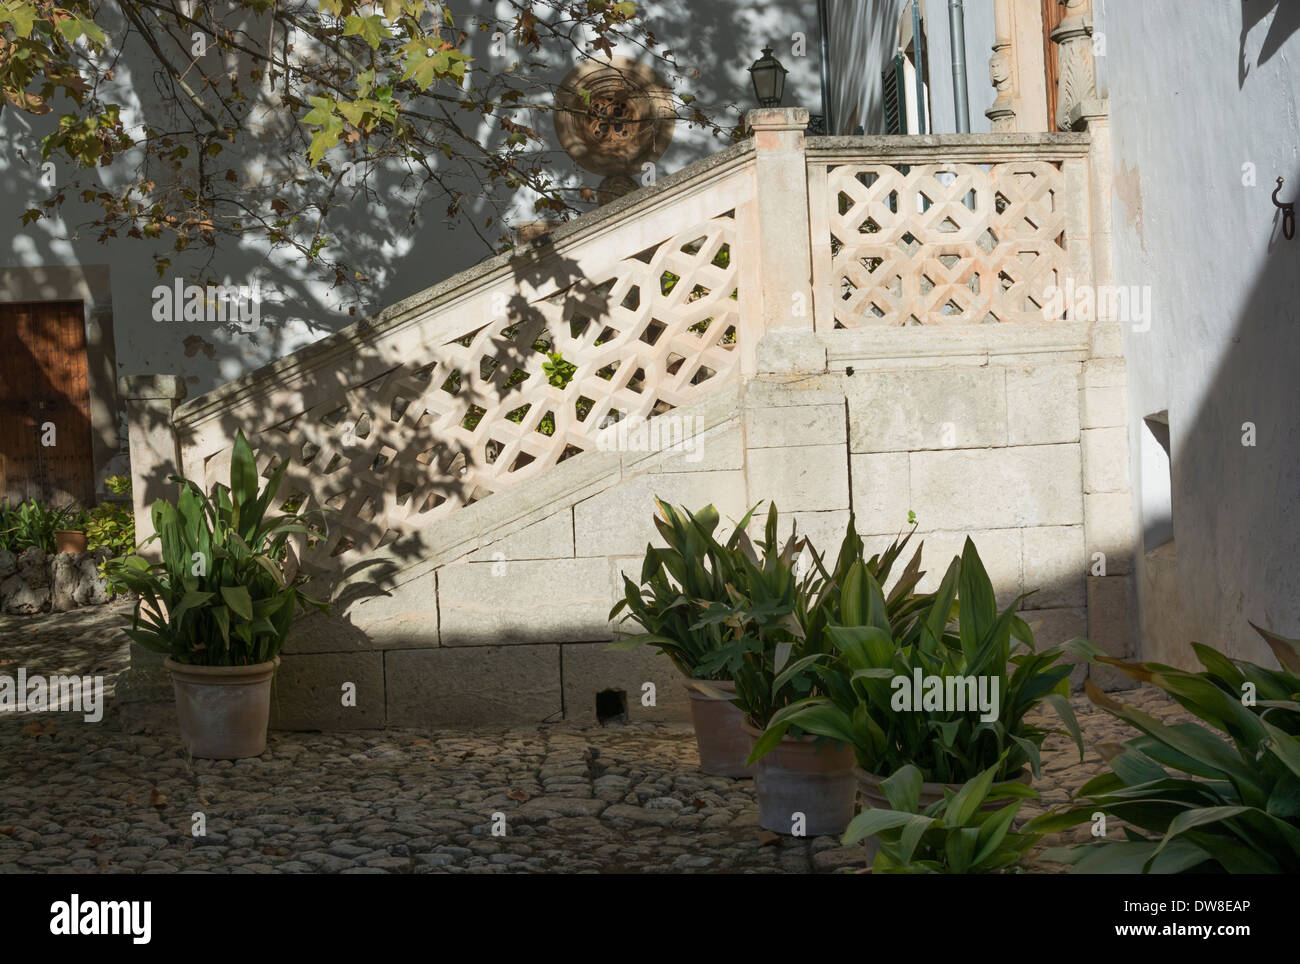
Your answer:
746,107 -> 810,133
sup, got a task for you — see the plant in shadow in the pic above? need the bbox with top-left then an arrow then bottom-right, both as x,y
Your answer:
104,430 -> 326,665
1028,625 -> 1300,873
844,756 -> 1043,874
755,538 -> 1083,782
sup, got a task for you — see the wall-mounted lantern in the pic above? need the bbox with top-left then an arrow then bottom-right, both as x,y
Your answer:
748,45 -> 788,108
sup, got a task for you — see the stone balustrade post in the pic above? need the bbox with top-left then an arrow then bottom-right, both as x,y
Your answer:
743,107 -> 816,375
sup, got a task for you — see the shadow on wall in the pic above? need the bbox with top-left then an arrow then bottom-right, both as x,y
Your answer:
1239,0 -> 1300,86
1155,157 -> 1300,666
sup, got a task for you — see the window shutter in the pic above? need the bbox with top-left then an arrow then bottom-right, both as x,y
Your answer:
882,53 -> 906,134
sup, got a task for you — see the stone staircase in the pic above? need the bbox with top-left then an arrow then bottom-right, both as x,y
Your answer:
120,109 -> 1140,728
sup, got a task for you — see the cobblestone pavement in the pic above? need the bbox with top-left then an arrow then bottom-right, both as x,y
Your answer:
1,604 -> 1196,874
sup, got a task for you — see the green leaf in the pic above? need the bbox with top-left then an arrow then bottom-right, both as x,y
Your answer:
219,584 -> 253,620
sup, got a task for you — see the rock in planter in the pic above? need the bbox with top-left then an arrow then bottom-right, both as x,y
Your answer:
17,547 -> 48,588
73,554 -> 111,606
50,552 -> 81,611
1,573 -> 50,614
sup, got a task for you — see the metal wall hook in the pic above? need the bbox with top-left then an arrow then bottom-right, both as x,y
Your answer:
1272,177 -> 1295,240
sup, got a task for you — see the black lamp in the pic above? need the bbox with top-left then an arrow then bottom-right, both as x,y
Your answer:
748,45 -> 788,108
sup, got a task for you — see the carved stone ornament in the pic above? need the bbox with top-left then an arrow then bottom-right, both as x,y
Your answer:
553,57 -> 675,176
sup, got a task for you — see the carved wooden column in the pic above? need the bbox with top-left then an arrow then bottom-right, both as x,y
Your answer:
1052,0 -> 1107,130
985,0 -> 1049,133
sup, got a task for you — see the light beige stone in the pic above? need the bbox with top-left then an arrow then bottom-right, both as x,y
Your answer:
1005,364 -> 1081,445
1083,490 -> 1136,575
560,642 -> 691,723
745,403 -> 846,449
909,445 -> 1083,530
847,368 -> 1007,453
1081,426 -> 1130,492
755,328 -> 826,373
1079,358 -> 1128,429
850,452 -> 911,536
468,510 -> 574,562
573,470 -> 749,557
1021,525 -> 1087,609
911,529 -> 1022,610
746,443 -> 849,514
272,652 -> 385,730
438,557 -> 617,645
346,569 -> 440,648
385,645 -> 562,725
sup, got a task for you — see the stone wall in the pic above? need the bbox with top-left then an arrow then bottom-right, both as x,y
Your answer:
168,319 -> 1142,730
0,547 -> 115,615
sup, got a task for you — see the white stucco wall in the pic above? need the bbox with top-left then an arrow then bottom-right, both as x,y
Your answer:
1099,0 -> 1300,663
0,0 -> 821,398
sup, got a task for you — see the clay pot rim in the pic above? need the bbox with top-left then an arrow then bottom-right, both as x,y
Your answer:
739,720 -> 849,748
684,678 -> 736,700
165,655 -> 280,682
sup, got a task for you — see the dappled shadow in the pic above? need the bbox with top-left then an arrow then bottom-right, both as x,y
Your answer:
1239,0 -> 1300,87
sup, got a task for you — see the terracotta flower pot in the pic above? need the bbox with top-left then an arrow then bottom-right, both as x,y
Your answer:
684,679 -> 751,778
854,765 -> 1032,812
165,656 -> 279,760
54,529 -> 87,555
742,721 -> 857,836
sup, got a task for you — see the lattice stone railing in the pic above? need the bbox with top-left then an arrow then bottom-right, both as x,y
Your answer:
805,136 -> 1092,329
132,129 -> 1096,577
169,144 -> 757,571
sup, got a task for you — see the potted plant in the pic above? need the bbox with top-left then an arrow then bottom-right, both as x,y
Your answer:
844,756 -> 1043,873
688,505 -> 866,835
1029,625 -> 1300,874
53,506 -> 88,555
105,431 -> 324,759
762,537 -> 1083,820
609,499 -> 762,776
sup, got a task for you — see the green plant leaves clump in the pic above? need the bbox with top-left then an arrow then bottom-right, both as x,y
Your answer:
104,430 -> 326,666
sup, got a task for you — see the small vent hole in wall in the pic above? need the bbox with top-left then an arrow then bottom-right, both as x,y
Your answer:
595,689 -> 628,725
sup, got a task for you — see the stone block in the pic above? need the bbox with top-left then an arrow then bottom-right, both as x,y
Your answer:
1083,491 -> 1136,575
745,404 -> 845,449
755,328 -> 826,374
345,570 -> 440,648
850,452 -> 911,536
468,509 -> 574,562
747,443 -> 849,513
1087,575 -> 1140,691
1081,426 -> 1130,492
272,652 -> 385,730
847,368 -> 1006,453
1021,525 -> 1087,609
909,445 -> 1083,530
1017,608 -> 1089,692
744,373 -> 846,410
1079,359 -> 1128,429
438,557 -> 616,645
1005,364 -> 1081,445
385,645 -> 562,726
911,529 -> 1022,610
560,643 -> 690,723
573,471 -> 749,558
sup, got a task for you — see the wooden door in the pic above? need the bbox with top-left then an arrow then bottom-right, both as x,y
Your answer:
0,300 -> 95,506
1042,0 -> 1066,131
